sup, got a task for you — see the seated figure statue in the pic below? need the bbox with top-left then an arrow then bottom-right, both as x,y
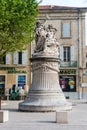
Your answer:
34,22 -> 59,58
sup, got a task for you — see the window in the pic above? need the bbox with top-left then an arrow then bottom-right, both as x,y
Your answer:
63,47 -> 70,61
62,22 -> 71,38
17,75 -> 26,89
86,51 -> 87,65
18,52 -> 22,64
60,46 -> 74,63
0,56 -> 6,64
13,51 -> 27,65
86,54 -> 87,57
0,75 -> 5,95
0,54 -> 11,64
59,75 -> 76,92
86,62 -> 87,68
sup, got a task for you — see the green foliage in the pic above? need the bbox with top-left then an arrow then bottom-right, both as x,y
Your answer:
0,0 -> 39,56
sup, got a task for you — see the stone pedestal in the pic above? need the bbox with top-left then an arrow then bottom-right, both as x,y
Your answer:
56,111 -> 68,123
19,57 -> 72,112
0,110 -> 9,123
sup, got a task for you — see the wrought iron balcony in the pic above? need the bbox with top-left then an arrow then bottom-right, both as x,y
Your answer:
60,61 -> 77,68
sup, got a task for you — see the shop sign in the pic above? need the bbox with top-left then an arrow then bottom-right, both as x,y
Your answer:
0,67 -> 26,74
8,70 -> 26,73
0,67 -> 15,70
59,70 -> 76,74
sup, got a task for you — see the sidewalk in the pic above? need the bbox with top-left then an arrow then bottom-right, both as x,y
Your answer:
1,99 -> 87,130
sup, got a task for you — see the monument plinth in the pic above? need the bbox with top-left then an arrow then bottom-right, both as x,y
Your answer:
19,23 -> 72,111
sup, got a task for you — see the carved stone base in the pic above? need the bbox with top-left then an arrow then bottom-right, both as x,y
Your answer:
19,57 -> 72,112
19,104 -> 72,112
19,91 -> 72,112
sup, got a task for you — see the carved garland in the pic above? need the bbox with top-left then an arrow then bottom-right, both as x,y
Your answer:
31,63 -> 59,72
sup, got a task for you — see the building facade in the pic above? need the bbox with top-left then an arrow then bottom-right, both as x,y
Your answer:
0,46 -> 31,98
36,5 -> 87,98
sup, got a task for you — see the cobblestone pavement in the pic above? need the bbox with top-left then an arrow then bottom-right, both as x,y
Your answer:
1,99 -> 87,130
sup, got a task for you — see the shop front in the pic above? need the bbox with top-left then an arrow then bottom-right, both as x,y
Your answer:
59,75 -> 76,92
0,66 -> 29,99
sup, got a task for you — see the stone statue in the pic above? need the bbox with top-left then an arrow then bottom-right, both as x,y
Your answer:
34,21 -> 47,53
34,22 -> 59,57
19,21 -> 72,112
46,24 -> 57,44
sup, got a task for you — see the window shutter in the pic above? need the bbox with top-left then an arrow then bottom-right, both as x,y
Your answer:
13,52 -> 18,64
6,53 -> 10,64
70,46 -> 74,64
62,23 -> 70,37
22,51 -> 27,65
60,46 -> 64,61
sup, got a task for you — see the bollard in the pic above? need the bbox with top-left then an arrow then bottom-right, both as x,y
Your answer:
0,110 -> 9,123
56,111 -> 68,123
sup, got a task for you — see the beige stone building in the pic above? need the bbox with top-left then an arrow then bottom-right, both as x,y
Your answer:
36,5 -> 87,98
0,46 -> 31,98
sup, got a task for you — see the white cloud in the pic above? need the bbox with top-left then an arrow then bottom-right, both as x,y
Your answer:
38,0 -> 87,7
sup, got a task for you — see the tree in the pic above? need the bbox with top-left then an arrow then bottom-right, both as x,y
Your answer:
0,0 -> 39,57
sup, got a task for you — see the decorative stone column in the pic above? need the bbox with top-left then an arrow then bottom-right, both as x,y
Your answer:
19,23 -> 72,111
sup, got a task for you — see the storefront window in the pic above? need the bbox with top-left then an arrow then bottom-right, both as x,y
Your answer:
59,75 -> 76,92
0,75 -> 5,95
17,75 -> 26,89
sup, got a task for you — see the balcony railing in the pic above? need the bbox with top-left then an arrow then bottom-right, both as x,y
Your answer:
60,61 -> 77,68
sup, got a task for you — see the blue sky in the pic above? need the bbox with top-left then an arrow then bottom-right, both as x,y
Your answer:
37,0 -> 87,7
